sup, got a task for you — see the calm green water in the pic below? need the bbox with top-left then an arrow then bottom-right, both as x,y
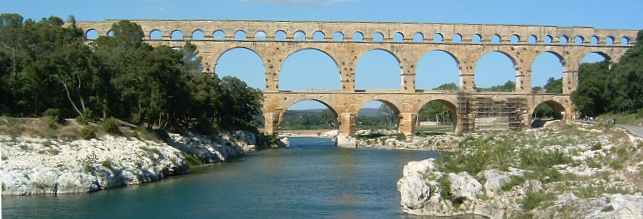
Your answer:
2,137 -> 438,219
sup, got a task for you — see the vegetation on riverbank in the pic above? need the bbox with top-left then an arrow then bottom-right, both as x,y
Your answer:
398,122 -> 643,218
0,13 -> 262,136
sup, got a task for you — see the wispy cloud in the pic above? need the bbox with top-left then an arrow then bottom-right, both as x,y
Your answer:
240,0 -> 357,6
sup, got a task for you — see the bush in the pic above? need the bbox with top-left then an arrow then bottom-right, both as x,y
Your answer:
43,108 -> 63,123
101,117 -> 121,135
80,126 -> 97,139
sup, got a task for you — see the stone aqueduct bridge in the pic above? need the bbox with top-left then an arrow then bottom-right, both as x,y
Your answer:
77,20 -> 637,137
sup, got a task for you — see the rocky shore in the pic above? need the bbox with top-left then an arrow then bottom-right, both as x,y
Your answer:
397,122 -> 643,218
337,129 -> 460,151
1,131 -> 260,195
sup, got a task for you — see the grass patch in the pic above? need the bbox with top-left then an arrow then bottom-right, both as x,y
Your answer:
100,117 -> 121,135
80,126 -> 97,139
184,154 -> 203,167
521,192 -> 555,210
501,175 -> 526,191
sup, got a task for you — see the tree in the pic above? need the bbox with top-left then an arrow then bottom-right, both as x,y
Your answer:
434,82 -> 458,91
543,77 -> 562,94
478,80 -> 515,92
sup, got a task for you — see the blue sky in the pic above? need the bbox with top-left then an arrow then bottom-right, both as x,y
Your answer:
4,0 -> 641,110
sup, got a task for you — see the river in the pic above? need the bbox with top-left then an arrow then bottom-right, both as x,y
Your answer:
2,137 -> 438,219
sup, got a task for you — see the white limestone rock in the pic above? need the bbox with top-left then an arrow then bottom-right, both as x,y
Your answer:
447,172 -> 482,201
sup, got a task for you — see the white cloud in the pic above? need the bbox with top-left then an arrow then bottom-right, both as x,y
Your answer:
240,0 -> 357,6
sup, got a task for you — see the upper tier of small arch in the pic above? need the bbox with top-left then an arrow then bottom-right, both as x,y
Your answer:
77,19 -> 637,46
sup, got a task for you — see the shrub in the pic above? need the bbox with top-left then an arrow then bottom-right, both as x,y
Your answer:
101,117 -> 121,135
501,176 -> 526,191
43,108 -> 63,123
439,176 -> 453,201
80,126 -> 97,139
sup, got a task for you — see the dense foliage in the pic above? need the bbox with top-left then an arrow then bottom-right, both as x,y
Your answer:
572,30 -> 643,117
0,14 -> 262,133
279,108 -> 336,130
477,80 -> 515,92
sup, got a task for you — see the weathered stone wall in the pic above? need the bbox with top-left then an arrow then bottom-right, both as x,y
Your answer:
76,20 -> 635,137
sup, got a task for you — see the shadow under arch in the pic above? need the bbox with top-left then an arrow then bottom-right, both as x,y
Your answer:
416,99 -> 458,133
277,99 -> 339,130
213,46 -> 266,89
355,99 -> 401,131
278,47 -> 342,91
530,100 -> 567,128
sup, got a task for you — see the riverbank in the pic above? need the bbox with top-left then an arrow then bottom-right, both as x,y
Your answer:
397,121 -> 643,218
0,117 -> 276,196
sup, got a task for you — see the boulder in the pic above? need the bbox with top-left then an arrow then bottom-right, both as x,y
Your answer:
538,194 -> 643,219
447,172 -> 482,201
398,159 -> 440,210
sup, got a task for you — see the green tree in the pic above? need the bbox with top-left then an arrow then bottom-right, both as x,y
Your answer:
434,82 -> 458,91
543,77 -> 562,94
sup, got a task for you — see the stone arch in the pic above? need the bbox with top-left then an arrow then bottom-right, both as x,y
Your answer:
528,35 -> 537,44
530,51 -> 566,92
474,50 -> 519,91
277,98 -> 339,129
434,33 -> 445,43
294,30 -> 306,41
85,28 -> 98,40
452,33 -> 462,43
213,30 -> 225,40
559,35 -> 569,44
106,29 -> 114,37
355,98 -> 402,130
580,51 -> 611,64
373,32 -> 385,42
149,29 -> 162,40
415,98 -> 459,133
171,29 -> 183,40
352,31 -> 365,42
530,99 -> 568,127
213,46 -> 266,89
510,34 -> 520,44
591,35 -> 600,45
234,30 -> 247,40
415,50 -> 461,90
413,32 -> 424,42
543,35 -> 553,44
472,33 -> 482,44
605,36 -> 615,45
394,32 -> 404,42
332,31 -> 344,41
191,29 -> 205,40
279,47 -> 342,90
275,30 -> 287,41
355,48 -> 402,90
491,34 -> 501,44
312,31 -> 325,41
255,30 -> 267,40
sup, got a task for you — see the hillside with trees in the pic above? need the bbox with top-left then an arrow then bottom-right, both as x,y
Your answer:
0,14 -> 262,134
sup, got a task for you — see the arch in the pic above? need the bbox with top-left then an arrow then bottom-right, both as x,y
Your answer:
416,99 -> 458,133
255,31 -> 267,40
528,35 -> 537,44
530,100 -> 566,128
433,33 -> 444,43
312,31 -> 325,41
491,34 -> 501,44
413,32 -> 424,43
234,30 -> 247,40
106,30 -> 114,37
278,99 -> 339,130
170,30 -> 183,40
332,31 -> 344,41
294,31 -> 306,41
191,29 -> 205,40
621,36 -> 630,46
543,35 -> 553,44
279,48 -> 341,91
352,31 -> 364,42
372,32 -> 385,42
474,51 -> 518,91
214,47 -> 265,89
510,34 -> 520,44
581,52 -> 610,64
356,99 -> 401,131
415,50 -> 460,91
85,29 -> 98,40
452,33 -> 462,43
472,34 -> 482,44
213,30 -> 225,40
355,49 -> 402,90
559,35 -> 569,44
393,32 -> 404,42
275,30 -> 287,41
605,36 -> 615,45
591,35 -> 599,45
575,35 -> 584,45
531,51 -> 565,93
149,29 -> 162,40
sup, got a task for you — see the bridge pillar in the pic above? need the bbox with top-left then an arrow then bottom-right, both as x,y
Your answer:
563,70 -> 578,95
460,72 -> 475,92
399,113 -> 417,137
263,112 -> 280,135
339,112 -> 355,136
